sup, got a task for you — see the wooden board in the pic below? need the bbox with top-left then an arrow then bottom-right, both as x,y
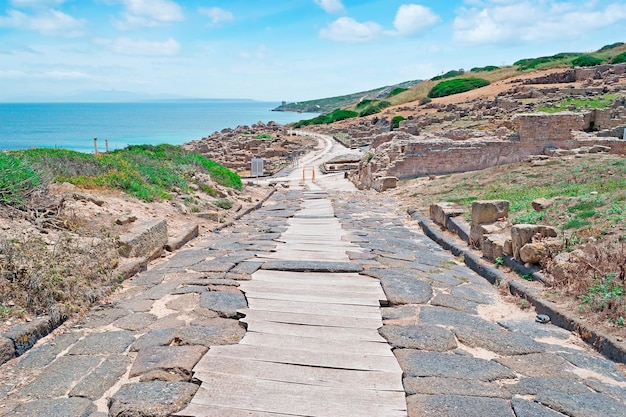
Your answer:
239,309 -> 383,329
241,319 -> 386,342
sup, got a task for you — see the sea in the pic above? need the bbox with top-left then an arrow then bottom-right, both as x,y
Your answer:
0,100 -> 318,153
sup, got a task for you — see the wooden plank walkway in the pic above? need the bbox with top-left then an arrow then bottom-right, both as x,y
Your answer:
176,193 -> 407,417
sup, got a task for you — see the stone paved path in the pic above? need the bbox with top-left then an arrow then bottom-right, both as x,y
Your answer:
0,173 -> 625,417
177,192 -> 406,416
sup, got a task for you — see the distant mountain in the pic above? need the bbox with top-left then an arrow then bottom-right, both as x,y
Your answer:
273,80 -> 421,113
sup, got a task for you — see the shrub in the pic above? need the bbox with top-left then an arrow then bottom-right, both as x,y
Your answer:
428,78 -> 490,98
470,65 -> 499,72
0,153 -> 42,206
391,116 -> 405,129
214,199 -> 234,210
612,52 -> 626,64
599,42 -> 625,52
515,53 -> 581,71
255,134 -> 273,140
358,101 -> 391,117
431,69 -> 464,81
420,97 -> 432,105
572,55 -> 604,67
294,109 -> 358,127
387,87 -> 408,97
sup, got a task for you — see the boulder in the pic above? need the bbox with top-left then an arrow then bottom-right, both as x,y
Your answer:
471,200 -> 509,225
374,176 -> 398,192
118,219 -> 168,259
482,234 -> 510,261
511,224 -> 558,260
519,243 -> 549,264
532,198 -> 556,212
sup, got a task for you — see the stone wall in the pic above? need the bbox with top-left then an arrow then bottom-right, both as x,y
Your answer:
512,112 -> 588,144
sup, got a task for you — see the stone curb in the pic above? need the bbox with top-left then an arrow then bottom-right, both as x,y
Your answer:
408,208 -> 626,365
0,186 -> 278,368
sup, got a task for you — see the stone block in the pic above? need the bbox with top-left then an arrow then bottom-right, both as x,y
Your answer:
108,382 -> 199,417
471,200 -> 509,226
129,345 -> 207,382
4,316 -> 56,356
532,197 -> 556,212
470,222 -> 507,249
482,233 -> 509,261
447,216 -> 470,243
0,336 -> 15,365
373,176 -> 398,192
430,202 -> 465,228
118,218 -> 168,259
511,224 -> 558,260
165,223 -> 199,252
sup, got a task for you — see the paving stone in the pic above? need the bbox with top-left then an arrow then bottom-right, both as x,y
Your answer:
376,249 -> 416,262
199,291 -> 247,318
139,282 -> 180,300
221,253 -> 257,264
454,325 -> 545,356
78,308 -> 129,328
129,345 -> 207,382
404,376 -> 511,398
192,259 -> 235,273
511,398 -> 569,417
558,352 -> 626,382
171,285 -> 207,295
130,270 -> 167,286
149,314 -> 187,330
395,350 -> 515,381
69,355 -> 131,400
407,394 -> 514,417
380,305 -> 419,321
497,318 -> 572,340
113,313 -> 158,331
108,381 -> 199,417
510,377 -> 592,396
175,318 -> 245,347
450,285 -> 495,304
495,353 -> 577,378
15,331 -> 82,370
377,273 -> 433,305
130,328 -> 178,352
4,317 -> 56,355
18,355 -> 101,398
116,299 -> 155,312
69,331 -> 135,355
0,335 -> 16,364
584,379 -> 626,401
10,397 -> 96,417
420,305 -> 500,331
431,294 -> 479,314
261,260 -> 364,273
164,293 -> 199,312
230,261 -> 264,275
161,249 -> 209,269
535,391 -> 626,417
380,324 -> 457,351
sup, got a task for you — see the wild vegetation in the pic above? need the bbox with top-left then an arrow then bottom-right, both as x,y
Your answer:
0,145 -> 242,322
294,108 -> 359,127
404,155 -> 625,329
536,93 -> 621,113
428,78 -> 490,98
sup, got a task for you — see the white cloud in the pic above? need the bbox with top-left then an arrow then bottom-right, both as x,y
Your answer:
0,8 -> 84,36
393,4 -> 440,36
320,17 -> 382,42
116,0 -> 184,29
43,70 -> 90,79
314,0 -> 345,14
108,37 -> 181,55
199,7 -> 234,25
454,1 -> 626,44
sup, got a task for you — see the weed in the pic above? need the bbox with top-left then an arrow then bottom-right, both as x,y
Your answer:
564,219 -> 591,230
366,152 -> 375,164
495,256 -> 505,267
255,134 -> 273,140
512,211 -> 545,225
520,298 -> 530,310
0,153 -> 42,206
214,199 -> 234,210
521,273 -> 534,281
579,273 -> 625,312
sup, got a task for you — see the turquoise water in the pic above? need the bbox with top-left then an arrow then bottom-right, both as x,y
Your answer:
0,100 -> 316,153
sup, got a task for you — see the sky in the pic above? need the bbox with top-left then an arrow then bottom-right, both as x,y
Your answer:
1,0 -> 625,102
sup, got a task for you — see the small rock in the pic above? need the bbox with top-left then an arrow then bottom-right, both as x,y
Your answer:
536,314 -> 551,324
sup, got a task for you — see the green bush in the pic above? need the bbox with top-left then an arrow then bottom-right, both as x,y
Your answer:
428,78 -> 490,98
420,97 -> 432,105
572,55 -> 604,67
391,116 -> 406,129
0,153 -> 41,206
387,87 -> 408,97
214,199 -> 233,210
358,101 -> 391,117
470,65 -> 499,72
432,69 -> 464,81
515,53 -> 581,71
599,42 -> 625,52
15,144 -> 242,202
294,109 -> 358,127
612,52 -> 626,64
